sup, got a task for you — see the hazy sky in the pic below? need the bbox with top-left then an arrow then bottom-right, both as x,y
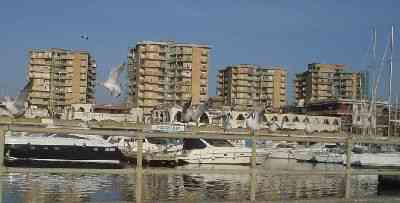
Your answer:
1,0 -> 399,104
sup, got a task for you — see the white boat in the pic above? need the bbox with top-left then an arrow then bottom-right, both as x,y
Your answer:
295,143 -> 344,164
268,142 -> 297,159
107,136 -> 183,156
179,138 -> 266,165
151,124 -> 185,132
230,139 -> 271,158
349,152 -> 400,168
5,132 -> 124,166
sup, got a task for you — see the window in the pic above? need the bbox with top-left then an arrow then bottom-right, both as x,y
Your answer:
147,138 -> 168,145
183,139 -> 206,150
204,139 -> 233,147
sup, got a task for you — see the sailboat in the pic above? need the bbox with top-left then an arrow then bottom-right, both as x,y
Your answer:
349,26 -> 400,168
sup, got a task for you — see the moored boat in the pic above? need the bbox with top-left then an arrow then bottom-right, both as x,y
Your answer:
5,132 -> 124,167
268,141 -> 297,159
179,138 -> 266,165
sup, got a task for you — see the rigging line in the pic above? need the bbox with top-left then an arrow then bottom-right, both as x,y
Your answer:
361,27 -> 377,72
368,32 -> 391,126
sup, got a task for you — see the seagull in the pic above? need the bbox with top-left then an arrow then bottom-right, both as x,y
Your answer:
168,105 -> 181,124
0,80 -> 33,118
245,105 -> 265,131
80,35 -> 89,40
182,98 -> 212,123
222,111 -> 233,131
0,107 -> 11,117
267,116 -> 285,132
99,63 -> 126,97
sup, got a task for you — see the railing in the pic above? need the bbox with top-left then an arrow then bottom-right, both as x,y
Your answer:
0,122 -> 400,202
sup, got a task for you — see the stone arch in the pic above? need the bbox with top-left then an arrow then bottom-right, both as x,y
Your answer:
237,114 -> 245,120
262,114 -> 268,122
199,113 -> 209,124
160,112 -> 164,121
79,107 -> 85,112
272,116 -> 278,121
333,119 -> 339,125
313,118 -> 320,124
175,111 -> 182,122
283,116 -> 289,122
303,117 -> 310,123
323,119 -> 330,125
293,116 -> 300,122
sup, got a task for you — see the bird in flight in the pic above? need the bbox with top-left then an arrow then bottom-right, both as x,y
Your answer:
80,35 -> 89,40
99,63 -> 126,97
0,80 -> 33,118
223,110 -> 233,132
245,105 -> 265,132
182,98 -> 212,123
168,105 -> 181,124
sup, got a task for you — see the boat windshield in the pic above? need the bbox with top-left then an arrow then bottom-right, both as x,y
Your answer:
183,139 -> 207,150
325,144 -> 339,149
147,138 -> 169,145
24,133 -> 49,137
204,139 -> 234,147
50,133 -> 88,140
276,143 -> 296,148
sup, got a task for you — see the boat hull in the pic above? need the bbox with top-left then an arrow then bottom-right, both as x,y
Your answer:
5,144 -> 124,166
179,150 -> 266,165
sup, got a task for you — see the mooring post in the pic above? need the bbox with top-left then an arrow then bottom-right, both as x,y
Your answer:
250,130 -> 257,201
136,131 -> 144,203
0,127 -> 5,168
345,136 -> 352,199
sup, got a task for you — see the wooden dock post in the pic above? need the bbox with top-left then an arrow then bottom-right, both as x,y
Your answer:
0,127 -> 5,167
250,130 -> 257,202
345,136 -> 352,199
136,132 -> 144,203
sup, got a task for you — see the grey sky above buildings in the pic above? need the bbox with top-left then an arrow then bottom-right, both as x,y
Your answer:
1,0 -> 399,104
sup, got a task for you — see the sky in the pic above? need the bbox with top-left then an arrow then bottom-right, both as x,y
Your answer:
1,0 -> 400,104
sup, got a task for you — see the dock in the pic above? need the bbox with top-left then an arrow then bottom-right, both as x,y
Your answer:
1,120 -> 400,202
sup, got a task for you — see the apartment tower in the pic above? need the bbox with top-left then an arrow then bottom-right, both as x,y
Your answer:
217,64 -> 287,111
28,48 -> 96,116
295,63 -> 367,106
127,41 -> 210,114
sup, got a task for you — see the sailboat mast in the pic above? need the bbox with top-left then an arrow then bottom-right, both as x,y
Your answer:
370,27 -> 377,136
395,94 -> 399,136
388,25 -> 394,136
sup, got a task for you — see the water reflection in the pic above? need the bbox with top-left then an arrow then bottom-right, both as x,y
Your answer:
0,160 -> 398,202
3,173 -> 136,202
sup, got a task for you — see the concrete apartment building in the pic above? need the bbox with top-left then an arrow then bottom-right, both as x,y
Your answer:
28,48 -> 96,116
127,41 -> 210,114
295,63 -> 367,106
217,64 -> 287,111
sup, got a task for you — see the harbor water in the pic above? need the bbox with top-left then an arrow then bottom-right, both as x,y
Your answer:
1,159 -> 400,202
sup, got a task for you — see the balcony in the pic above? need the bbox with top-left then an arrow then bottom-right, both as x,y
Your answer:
30,99 -> 48,105
141,94 -> 163,100
143,71 -> 162,77
175,49 -> 193,55
141,55 -> 165,61
176,56 -> 193,62
143,86 -> 163,92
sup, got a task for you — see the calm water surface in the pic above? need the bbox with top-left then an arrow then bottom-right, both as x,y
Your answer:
2,159 -> 400,202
